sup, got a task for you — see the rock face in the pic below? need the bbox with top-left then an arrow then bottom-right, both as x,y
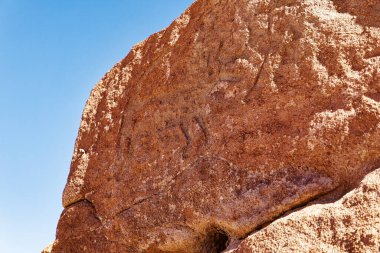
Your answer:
228,168 -> 380,252
49,0 -> 380,252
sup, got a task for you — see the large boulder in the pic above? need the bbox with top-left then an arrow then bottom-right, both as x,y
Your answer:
49,0 -> 380,252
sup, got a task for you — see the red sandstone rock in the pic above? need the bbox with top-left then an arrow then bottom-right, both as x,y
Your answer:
48,0 -> 380,252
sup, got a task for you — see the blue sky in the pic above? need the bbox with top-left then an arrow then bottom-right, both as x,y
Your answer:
0,1 -> 194,252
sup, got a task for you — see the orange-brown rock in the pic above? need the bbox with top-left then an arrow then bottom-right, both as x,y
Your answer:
49,0 -> 380,252
228,168 -> 380,253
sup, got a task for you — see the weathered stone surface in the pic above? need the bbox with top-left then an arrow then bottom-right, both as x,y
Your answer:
228,167 -> 380,253
49,0 -> 380,252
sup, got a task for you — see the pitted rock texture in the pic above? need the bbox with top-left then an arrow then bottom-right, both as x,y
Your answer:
50,0 -> 380,252
228,168 -> 380,253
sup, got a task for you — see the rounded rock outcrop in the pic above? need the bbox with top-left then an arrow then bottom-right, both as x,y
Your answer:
49,0 -> 380,252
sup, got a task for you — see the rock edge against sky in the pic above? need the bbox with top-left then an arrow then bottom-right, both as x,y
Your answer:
47,0 -> 380,252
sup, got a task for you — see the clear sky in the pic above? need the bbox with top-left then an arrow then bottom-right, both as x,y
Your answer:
0,1 -> 194,252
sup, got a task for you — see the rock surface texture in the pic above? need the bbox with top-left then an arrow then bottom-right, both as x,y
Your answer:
228,168 -> 380,252
49,0 -> 380,252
